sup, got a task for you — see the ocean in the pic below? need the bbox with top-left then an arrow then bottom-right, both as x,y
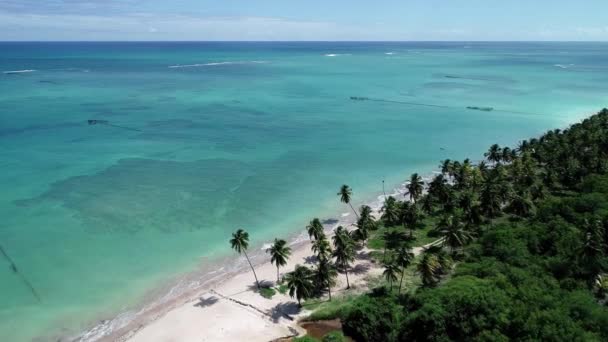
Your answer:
0,41 -> 607,341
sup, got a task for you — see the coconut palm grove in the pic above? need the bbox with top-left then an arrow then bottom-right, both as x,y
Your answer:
232,109 -> 608,341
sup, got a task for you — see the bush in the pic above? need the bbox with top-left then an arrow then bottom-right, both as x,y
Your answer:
341,294 -> 402,342
322,331 -> 345,342
259,287 -> 276,299
293,336 -> 319,342
277,284 -> 288,295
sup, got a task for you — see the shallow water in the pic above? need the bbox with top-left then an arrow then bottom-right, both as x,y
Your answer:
0,42 -> 607,341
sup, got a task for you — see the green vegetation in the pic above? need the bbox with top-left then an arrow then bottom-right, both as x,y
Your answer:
322,331 -> 346,342
230,109 -> 608,341
277,284 -> 288,295
336,109 -> 608,341
259,286 -> 276,299
229,229 -> 260,289
293,336 -> 320,342
266,238 -> 291,282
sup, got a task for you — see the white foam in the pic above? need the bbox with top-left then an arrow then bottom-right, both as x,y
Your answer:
554,64 -> 574,69
341,212 -> 350,217
324,53 -> 351,57
169,61 -> 267,68
3,69 -> 36,74
385,52 -> 395,55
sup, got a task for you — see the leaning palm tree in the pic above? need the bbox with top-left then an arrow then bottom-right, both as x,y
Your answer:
338,184 -> 359,219
306,218 -> 325,241
315,258 -> 338,300
284,265 -> 315,307
396,246 -> 414,294
382,259 -> 400,291
230,229 -> 260,289
332,227 -> 355,289
266,238 -> 292,283
406,173 -> 425,203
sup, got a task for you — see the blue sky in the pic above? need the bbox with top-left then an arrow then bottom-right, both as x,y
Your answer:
1,0 -> 607,41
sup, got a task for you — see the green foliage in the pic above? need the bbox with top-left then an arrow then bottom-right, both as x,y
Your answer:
293,336 -> 319,342
277,284 -> 288,294
321,331 -> 346,342
339,109 -> 608,341
341,294 -> 402,342
259,286 -> 276,299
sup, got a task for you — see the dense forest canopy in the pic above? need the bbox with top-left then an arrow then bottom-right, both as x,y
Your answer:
337,109 -> 608,341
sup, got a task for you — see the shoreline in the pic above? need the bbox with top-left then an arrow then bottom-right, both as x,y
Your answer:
72,108 -> 603,342
72,174 -> 418,342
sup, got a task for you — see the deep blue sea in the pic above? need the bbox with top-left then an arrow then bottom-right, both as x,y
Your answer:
1,42 -> 607,341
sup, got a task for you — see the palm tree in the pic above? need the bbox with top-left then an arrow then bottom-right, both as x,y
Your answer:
506,193 -> 534,217
230,229 -> 260,289
359,205 -> 373,222
285,265 -> 314,307
485,144 -> 502,164
382,259 -> 400,291
266,238 -> 291,283
383,230 -> 407,261
436,214 -> 472,254
381,196 -> 400,226
400,201 -> 422,237
338,184 -> 358,219
581,219 -> 604,284
406,173 -> 425,203
306,218 -> 325,241
332,227 -> 355,289
311,237 -> 332,262
417,252 -> 440,287
440,159 -> 453,176
354,205 -> 375,244
480,183 -> 502,218
396,246 -> 414,294
315,258 -> 338,300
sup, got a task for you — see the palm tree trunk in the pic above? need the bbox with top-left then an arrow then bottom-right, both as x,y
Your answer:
382,180 -> 386,198
277,266 -> 280,283
328,285 -> 332,301
344,262 -> 350,289
399,270 -> 405,294
348,203 -> 359,219
243,250 -> 260,289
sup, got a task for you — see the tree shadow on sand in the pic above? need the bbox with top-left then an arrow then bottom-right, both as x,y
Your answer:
356,250 -> 372,261
304,255 -> 318,265
246,280 -> 275,292
194,296 -> 219,308
351,263 -> 371,275
270,301 -> 301,323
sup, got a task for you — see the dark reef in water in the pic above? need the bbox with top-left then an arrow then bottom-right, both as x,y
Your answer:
15,158 -> 251,233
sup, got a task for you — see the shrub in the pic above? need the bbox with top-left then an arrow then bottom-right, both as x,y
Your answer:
322,331 -> 345,342
259,287 -> 276,299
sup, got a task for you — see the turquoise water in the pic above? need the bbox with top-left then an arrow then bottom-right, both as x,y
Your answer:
0,42 -> 607,341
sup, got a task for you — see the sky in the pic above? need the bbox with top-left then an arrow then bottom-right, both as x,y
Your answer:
1,0 -> 607,41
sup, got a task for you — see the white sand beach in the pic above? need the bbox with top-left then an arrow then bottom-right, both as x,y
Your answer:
121,230 -> 384,342
108,203 -> 437,342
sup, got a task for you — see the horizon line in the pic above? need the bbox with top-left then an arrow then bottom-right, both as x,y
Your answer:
1,40 -> 608,43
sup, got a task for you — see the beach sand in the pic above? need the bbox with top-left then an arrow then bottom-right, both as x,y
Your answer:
121,225 -> 385,342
